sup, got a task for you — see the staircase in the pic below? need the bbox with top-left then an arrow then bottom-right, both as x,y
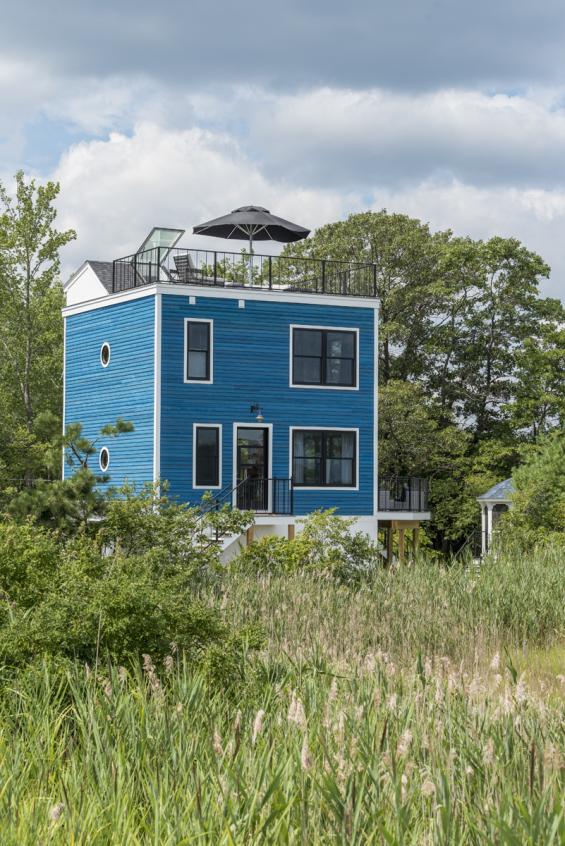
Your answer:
195,476 -> 294,560
195,478 -> 253,552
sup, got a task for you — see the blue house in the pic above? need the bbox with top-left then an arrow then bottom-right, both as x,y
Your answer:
63,227 -> 430,557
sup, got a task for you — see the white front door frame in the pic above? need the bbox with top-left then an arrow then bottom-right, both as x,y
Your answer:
232,421 -> 274,513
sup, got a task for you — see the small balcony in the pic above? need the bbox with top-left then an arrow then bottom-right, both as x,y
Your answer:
377,477 -> 429,513
112,246 -> 377,299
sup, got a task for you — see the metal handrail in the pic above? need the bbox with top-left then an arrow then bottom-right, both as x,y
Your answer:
198,477 -> 294,517
112,246 -> 377,298
452,528 -> 484,560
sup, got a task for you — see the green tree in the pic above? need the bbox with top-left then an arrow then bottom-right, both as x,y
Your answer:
428,236 -> 561,437
378,380 -> 467,476
282,210 -> 450,383
3,419 -> 134,532
506,328 -> 565,439
0,172 -> 75,483
502,430 -> 565,548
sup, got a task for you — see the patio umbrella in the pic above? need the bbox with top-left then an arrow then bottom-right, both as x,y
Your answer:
193,206 -> 310,256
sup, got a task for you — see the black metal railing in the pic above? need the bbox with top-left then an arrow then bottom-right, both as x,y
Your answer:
378,477 -> 429,512
236,477 -> 293,514
198,476 -> 294,517
112,247 -> 377,298
452,529 -> 484,560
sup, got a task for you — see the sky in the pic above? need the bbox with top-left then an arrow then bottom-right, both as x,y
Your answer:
1,0 -> 565,299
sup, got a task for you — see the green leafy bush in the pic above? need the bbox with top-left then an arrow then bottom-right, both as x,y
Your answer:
232,509 -> 381,582
0,485 -> 255,679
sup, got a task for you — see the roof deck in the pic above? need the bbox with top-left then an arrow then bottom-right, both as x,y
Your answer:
112,246 -> 378,298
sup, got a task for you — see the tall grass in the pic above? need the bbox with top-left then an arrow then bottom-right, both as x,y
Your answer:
0,656 -> 563,844
219,546 -> 565,670
0,547 -> 563,844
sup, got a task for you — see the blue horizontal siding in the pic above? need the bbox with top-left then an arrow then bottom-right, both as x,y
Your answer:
160,294 -> 375,515
64,296 -> 154,491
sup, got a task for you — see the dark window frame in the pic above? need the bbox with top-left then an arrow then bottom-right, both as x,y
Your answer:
292,327 -> 357,388
194,424 -> 221,488
185,320 -> 212,383
292,429 -> 357,488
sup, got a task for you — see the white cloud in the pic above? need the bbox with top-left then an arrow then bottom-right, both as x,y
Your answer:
371,180 -> 565,298
0,57 -> 57,165
51,121 -> 564,300
250,86 -> 565,188
52,122 -> 358,271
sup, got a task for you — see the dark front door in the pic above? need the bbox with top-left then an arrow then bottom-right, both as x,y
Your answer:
236,427 -> 269,510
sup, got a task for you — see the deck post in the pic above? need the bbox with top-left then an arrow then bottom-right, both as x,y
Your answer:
246,526 -> 255,546
412,526 -> 420,559
386,527 -> 393,564
287,523 -> 295,541
398,528 -> 405,563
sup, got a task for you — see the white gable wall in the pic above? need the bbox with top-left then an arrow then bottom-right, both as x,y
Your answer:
64,263 -> 108,306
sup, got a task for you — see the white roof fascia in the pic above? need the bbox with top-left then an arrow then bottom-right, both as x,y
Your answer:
63,282 -> 380,317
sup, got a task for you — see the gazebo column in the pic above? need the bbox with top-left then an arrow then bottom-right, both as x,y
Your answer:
481,506 -> 487,555
486,504 -> 493,552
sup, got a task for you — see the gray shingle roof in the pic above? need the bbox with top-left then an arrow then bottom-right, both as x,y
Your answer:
88,261 -> 114,293
477,478 -> 514,501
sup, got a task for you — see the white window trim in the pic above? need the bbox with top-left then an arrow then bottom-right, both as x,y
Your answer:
184,318 -> 213,384
99,446 -> 110,472
193,423 -> 222,490
232,422 -> 274,512
288,426 -> 360,491
100,341 -> 111,368
289,324 -> 360,390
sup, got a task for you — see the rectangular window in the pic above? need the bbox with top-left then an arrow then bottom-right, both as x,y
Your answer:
292,327 -> 357,388
292,429 -> 357,487
185,320 -> 212,382
194,425 -> 220,487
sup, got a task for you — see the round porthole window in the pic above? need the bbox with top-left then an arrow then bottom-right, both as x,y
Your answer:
100,342 -> 111,367
99,447 -> 110,472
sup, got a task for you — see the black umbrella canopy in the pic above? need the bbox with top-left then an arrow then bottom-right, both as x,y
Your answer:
193,205 -> 310,252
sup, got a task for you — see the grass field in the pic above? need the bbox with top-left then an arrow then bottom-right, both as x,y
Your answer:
1,548 -> 564,844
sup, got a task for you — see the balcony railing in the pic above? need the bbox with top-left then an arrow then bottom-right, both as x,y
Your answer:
200,476 -> 428,516
378,477 -> 429,512
112,247 -> 377,298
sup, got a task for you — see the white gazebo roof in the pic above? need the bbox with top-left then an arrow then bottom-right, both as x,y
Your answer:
477,478 -> 514,503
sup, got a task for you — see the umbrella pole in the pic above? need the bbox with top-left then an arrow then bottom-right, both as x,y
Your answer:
248,233 -> 253,284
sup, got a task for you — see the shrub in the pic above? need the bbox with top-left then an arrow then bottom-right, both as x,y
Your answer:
0,486 -> 255,678
297,509 -> 381,581
232,509 -> 381,583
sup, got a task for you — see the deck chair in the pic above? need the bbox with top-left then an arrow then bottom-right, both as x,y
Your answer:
173,253 -> 205,284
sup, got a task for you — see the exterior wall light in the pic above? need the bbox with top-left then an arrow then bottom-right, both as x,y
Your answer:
250,403 -> 264,422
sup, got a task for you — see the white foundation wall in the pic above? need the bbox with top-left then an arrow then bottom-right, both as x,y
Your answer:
219,515 -> 382,564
